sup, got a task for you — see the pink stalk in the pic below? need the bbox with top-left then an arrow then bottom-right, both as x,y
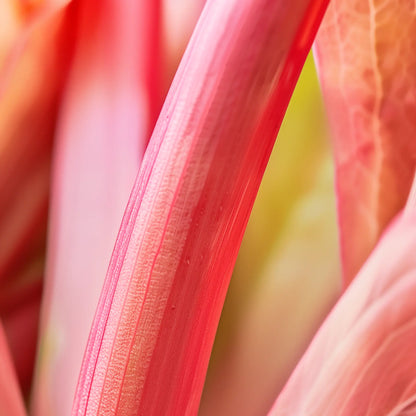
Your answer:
269,174 -> 416,415
31,1 -> 161,415
0,320 -> 26,416
72,0 -> 330,414
313,0 -> 416,285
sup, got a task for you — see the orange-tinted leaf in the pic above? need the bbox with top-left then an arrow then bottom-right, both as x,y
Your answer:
314,0 -> 416,284
0,0 -> 71,90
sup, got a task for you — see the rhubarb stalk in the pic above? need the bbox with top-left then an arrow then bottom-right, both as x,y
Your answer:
72,0 -> 330,414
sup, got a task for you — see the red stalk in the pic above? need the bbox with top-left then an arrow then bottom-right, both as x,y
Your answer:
0,319 -> 26,416
73,0 -> 330,414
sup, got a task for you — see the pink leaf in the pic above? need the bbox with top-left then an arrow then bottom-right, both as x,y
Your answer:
269,178 -> 416,415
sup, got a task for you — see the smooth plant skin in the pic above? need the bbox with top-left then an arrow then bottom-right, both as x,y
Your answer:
200,56 -> 341,416
314,0 -> 416,285
201,157 -> 340,416
0,322 -> 26,416
72,0 -> 330,415
0,5 -> 76,392
269,179 -> 416,415
30,1 -> 162,415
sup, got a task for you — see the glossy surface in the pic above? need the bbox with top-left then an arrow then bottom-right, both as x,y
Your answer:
72,0 -> 330,414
